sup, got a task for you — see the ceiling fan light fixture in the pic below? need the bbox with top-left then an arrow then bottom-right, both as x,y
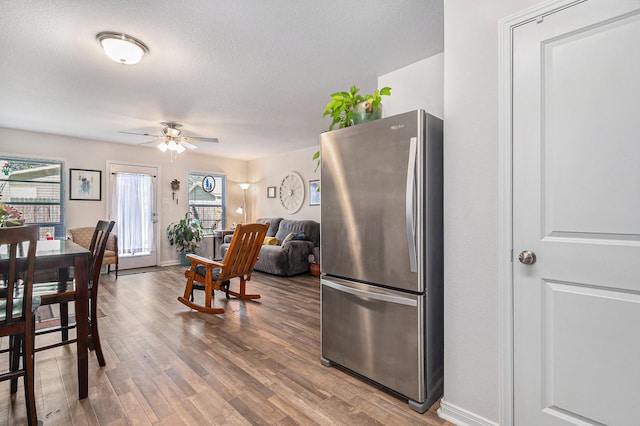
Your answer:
97,32 -> 149,65
164,127 -> 181,138
122,121 -> 218,157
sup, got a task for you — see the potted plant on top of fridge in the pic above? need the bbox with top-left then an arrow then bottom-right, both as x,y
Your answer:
315,85 -> 391,171
322,85 -> 391,131
167,211 -> 203,266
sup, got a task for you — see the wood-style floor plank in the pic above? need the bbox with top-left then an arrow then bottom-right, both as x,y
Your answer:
0,266 -> 451,425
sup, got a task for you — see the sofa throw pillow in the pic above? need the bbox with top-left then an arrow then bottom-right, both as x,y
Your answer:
263,237 -> 278,245
281,232 -> 296,245
292,232 -> 307,241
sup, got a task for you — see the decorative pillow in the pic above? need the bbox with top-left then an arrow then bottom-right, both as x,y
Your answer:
256,217 -> 283,237
292,232 -> 307,241
280,232 -> 296,245
263,237 -> 278,245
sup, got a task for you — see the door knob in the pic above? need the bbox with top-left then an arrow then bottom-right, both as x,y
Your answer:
518,250 -> 536,265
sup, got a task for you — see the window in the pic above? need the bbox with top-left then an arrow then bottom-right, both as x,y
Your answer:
188,173 -> 226,235
0,157 -> 64,239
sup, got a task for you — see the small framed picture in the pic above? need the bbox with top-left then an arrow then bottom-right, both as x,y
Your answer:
267,186 -> 276,198
69,168 -> 102,201
309,180 -> 320,206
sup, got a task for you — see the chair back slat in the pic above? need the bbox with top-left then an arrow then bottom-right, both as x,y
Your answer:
0,225 -> 38,331
220,223 -> 268,280
89,221 -> 115,292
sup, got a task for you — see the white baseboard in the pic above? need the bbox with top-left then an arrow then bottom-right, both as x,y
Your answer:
438,398 -> 499,426
159,260 -> 180,267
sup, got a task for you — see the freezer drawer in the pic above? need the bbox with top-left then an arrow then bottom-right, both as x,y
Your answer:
321,277 -> 425,402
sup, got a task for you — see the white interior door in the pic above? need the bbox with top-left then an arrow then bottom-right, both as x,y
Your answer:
108,163 -> 158,269
512,1 -> 640,425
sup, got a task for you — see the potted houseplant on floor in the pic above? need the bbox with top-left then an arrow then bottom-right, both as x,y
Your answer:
167,211 -> 203,266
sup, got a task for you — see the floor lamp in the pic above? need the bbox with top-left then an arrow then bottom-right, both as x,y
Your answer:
238,183 -> 250,223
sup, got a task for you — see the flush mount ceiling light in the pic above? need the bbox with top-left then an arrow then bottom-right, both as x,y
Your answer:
96,32 -> 149,65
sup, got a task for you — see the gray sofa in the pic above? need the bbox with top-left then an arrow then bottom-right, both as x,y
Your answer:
221,217 -> 320,276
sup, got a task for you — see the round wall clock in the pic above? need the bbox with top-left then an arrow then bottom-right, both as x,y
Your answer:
279,172 -> 304,213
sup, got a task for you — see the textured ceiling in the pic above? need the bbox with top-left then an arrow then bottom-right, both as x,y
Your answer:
0,1 -> 443,160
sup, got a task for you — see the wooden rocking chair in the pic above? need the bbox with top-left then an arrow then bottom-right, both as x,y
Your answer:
178,222 -> 269,314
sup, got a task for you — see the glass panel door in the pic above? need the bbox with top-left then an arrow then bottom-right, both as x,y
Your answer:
108,163 -> 158,269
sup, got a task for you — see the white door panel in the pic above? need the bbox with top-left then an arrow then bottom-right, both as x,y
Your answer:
543,11 -> 640,237
541,281 -> 640,424
513,1 -> 640,425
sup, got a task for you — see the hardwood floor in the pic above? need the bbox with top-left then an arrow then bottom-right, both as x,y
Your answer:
1,266 -> 450,425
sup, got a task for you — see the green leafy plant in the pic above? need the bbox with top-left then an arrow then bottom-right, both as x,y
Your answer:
322,85 -> 391,131
166,211 -> 203,253
0,202 -> 23,227
316,85 -> 391,170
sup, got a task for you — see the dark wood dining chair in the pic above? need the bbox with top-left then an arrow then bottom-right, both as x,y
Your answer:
178,222 -> 268,314
32,220 -> 114,366
68,226 -> 119,278
0,225 -> 40,425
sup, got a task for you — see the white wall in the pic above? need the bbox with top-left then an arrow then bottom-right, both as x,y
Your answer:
0,127 -> 247,265
378,52 -> 444,119
441,1 -> 541,424
248,145 -> 320,222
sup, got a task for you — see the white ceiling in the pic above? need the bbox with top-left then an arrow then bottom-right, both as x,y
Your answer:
0,1 -> 443,160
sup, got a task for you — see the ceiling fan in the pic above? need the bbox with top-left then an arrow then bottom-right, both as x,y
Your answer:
120,122 -> 219,154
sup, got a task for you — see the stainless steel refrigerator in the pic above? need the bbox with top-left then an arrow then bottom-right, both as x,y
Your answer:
320,109 -> 443,413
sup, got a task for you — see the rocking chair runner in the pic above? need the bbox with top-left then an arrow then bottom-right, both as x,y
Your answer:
178,222 -> 269,314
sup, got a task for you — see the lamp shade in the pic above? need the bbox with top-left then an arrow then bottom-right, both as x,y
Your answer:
239,183 -> 251,190
97,32 -> 149,65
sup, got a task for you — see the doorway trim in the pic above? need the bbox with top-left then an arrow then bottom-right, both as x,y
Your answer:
498,1 -> 584,425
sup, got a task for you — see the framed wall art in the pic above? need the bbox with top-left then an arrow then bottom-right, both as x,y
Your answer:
69,168 -> 102,201
309,180 -> 320,206
267,186 -> 276,198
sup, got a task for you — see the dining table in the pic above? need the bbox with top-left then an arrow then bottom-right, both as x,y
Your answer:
0,238 -> 92,399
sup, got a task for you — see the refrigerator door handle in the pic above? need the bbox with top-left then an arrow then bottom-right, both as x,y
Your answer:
405,136 -> 418,272
322,279 -> 418,307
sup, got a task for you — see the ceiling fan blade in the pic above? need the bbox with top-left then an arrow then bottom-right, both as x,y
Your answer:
138,138 -> 161,146
183,136 -> 219,143
181,140 -> 198,150
119,131 -> 160,137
